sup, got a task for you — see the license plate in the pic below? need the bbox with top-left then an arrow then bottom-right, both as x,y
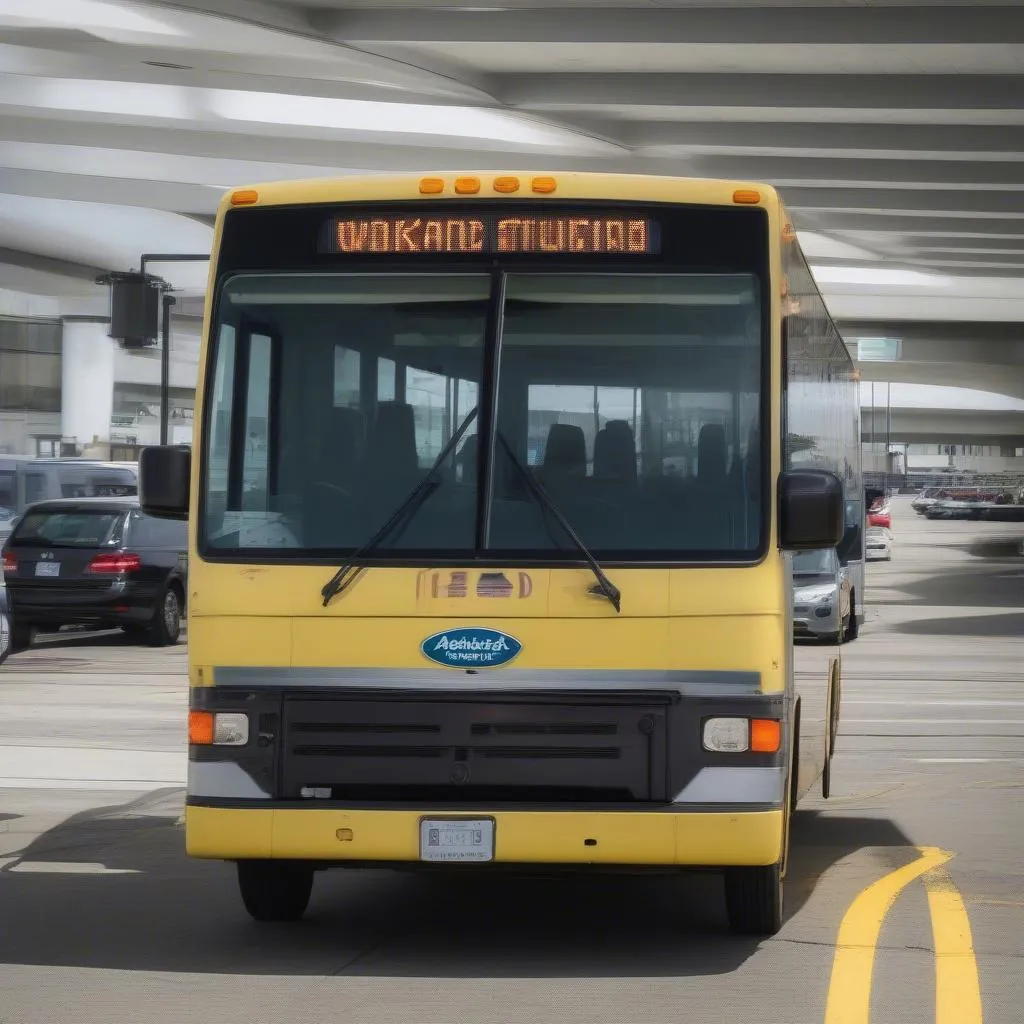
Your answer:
420,818 -> 494,862
34,562 -> 60,577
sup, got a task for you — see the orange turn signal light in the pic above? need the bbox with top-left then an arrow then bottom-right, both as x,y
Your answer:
750,719 -> 781,753
733,189 -> 761,205
531,176 -> 557,194
188,709 -> 214,745
454,177 -> 481,195
230,189 -> 259,206
419,177 -> 444,195
493,176 -> 520,194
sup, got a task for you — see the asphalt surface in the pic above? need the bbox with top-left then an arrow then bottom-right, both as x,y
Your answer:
0,497 -> 1020,1024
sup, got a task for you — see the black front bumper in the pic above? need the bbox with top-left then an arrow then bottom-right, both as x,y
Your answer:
189,684 -> 788,810
6,579 -> 157,627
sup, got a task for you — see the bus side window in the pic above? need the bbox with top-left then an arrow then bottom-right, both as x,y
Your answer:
25,471 -> 48,505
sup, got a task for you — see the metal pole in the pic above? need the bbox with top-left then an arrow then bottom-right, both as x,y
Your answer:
885,382 -> 892,493
870,381 -> 875,478
160,293 -> 176,446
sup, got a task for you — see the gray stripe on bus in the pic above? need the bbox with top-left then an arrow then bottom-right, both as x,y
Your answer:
212,667 -> 762,697
187,762 -> 270,800
672,766 -> 785,805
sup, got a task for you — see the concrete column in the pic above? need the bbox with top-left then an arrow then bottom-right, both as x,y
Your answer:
61,317 -> 115,448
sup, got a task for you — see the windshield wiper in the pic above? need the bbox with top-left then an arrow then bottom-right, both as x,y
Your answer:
321,407 -> 478,607
495,432 -> 621,613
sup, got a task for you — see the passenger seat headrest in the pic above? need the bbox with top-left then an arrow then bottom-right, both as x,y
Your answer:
368,401 -> 418,477
543,423 -> 587,477
698,423 -> 728,481
594,419 -> 637,483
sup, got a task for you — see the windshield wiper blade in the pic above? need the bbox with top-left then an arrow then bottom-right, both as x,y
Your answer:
321,407 -> 479,607
495,432 -> 621,613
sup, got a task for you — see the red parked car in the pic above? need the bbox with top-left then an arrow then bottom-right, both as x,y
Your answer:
867,498 -> 891,529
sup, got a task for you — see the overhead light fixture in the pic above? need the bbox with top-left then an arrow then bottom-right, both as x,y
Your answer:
0,0 -> 183,36
852,337 -> 901,362
810,265 -> 949,288
210,90 -> 599,149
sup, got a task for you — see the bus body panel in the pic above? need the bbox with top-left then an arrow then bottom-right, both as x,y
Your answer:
176,172 -> 855,880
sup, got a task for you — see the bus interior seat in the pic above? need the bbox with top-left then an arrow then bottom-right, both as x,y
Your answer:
540,424 -> 587,486
697,423 -> 729,484
695,423 -> 733,547
364,402 -> 419,478
359,401 -> 420,526
302,405 -> 364,545
594,420 -> 637,486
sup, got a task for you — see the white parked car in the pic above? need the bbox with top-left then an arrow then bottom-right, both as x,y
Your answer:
865,525 -> 893,561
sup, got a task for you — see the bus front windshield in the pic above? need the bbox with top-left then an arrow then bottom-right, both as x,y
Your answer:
202,272 -> 764,561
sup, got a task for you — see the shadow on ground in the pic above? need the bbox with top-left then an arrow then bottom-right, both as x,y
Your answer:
873,558 -> 1023,610
0,789 -> 914,979
963,537 -> 1024,560
894,611 -> 1024,638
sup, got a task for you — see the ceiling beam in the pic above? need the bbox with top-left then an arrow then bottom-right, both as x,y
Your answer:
689,154 -> 1024,188
798,212 -> 1024,234
0,167 -> 219,215
0,246 -> 106,282
784,187 -> 1024,216
496,73 -> 1024,112
626,121 -> 1024,157
317,6 -> 1024,45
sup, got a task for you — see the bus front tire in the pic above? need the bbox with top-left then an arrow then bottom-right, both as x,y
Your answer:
237,860 -> 314,922
724,862 -> 783,936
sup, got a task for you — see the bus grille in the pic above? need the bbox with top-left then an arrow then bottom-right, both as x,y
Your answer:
281,696 -> 669,803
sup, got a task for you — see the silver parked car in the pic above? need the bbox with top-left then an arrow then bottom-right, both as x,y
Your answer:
792,547 -> 852,643
0,507 -> 16,548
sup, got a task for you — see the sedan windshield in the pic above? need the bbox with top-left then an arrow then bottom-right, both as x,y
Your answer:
793,548 -> 836,575
11,509 -> 124,548
202,271 -> 764,561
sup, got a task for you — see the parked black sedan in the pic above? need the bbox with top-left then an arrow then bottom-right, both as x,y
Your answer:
1,497 -> 187,650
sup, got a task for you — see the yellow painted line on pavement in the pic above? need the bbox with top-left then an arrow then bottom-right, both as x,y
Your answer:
925,870 -> 984,1024
824,846 -> 952,1024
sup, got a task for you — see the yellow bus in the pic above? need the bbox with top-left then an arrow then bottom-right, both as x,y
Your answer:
141,172 -> 860,935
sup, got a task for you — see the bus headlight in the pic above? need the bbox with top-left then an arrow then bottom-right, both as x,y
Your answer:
702,717 -> 750,753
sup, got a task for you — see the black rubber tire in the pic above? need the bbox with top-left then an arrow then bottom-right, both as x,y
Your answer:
843,594 -> 859,642
0,608 -> 10,663
147,586 -> 182,646
724,861 -> 784,936
9,617 -> 33,652
237,860 -> 314,922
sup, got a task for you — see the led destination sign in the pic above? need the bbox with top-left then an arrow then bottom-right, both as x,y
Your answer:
320,214 -> 658,256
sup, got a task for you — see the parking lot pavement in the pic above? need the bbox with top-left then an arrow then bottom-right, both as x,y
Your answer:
0,497 -> 1020,1024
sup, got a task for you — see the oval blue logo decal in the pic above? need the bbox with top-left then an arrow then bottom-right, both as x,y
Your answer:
421,626 -> 521,669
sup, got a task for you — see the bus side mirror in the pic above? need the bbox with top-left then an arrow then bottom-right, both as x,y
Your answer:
780,470 -> 844,550
140,445 -> 191,520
